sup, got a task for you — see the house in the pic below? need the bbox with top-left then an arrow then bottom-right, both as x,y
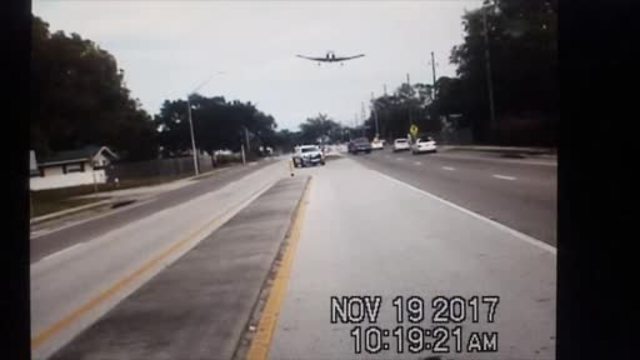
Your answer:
30,146 -> 118,191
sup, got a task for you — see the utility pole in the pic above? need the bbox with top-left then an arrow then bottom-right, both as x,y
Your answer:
244,126 -> 250,157
371,92 -> 379,137
361,102 -> 367,137
482,6 -> 497,135
406,73 -> 413,129
430,51 -> 437,100
383,84 -> 387,96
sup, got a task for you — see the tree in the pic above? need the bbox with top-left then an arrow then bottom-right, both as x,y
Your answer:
298,114 -> 342,144
31,16 -> 158,160
154,94 -> 278,157
450,0 -> 558,145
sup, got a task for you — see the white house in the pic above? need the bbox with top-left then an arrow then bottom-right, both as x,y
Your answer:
30,146 -> 118,191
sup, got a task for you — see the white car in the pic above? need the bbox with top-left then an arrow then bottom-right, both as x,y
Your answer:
371,139 -> 384,150
292,145 -> 325,167
392,138 -> 411,152
412,137 -> 437,154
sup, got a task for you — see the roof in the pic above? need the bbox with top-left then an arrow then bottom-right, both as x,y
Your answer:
39,146 -> 118,166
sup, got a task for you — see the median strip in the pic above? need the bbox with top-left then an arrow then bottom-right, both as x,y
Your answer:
244,178 -> 312,360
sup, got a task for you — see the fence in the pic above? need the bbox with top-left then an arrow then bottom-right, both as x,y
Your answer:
106,155 -> 220,182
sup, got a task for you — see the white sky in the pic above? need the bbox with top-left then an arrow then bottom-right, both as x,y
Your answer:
33,0 -> 484,131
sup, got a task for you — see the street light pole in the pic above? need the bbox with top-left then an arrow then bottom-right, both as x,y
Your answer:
186,96 -> 199,176
184,71 -> 225,176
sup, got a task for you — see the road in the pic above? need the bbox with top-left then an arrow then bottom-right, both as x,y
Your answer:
30,159 -> 290,359
30,159 -> 277,263
32,149 -> 557,359
349,148 -> 556,245
270,155 -> 556,359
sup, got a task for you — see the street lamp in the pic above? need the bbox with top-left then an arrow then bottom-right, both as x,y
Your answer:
185,72 -> 225,176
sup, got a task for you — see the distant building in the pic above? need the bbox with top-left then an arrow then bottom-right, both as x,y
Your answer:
30,146 -> 118,190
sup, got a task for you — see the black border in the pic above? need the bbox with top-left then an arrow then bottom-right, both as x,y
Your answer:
2,0 -> 638,358
2,0 -> 31,359
558,0 -> 636,358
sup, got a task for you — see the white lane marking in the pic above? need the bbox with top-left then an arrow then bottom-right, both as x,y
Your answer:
396,157 -> 404,161
372,171 -> 556,255
414,161 -> 422,166
442,166 -> 456,171
493,174 -> 517,181
39,242 -> 86,263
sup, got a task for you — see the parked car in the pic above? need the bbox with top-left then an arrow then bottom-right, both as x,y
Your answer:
411,137 -> 437,154
348,137 -> 372,154
392,138 -> 411,152
292,145 -> 325,167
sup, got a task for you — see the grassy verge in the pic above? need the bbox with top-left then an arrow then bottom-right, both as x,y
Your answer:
30,174 -> 190,218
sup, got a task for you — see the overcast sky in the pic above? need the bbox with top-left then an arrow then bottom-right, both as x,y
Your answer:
33,0 -> 483,131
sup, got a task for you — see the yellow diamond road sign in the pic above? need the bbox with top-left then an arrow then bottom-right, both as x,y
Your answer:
409,124 -> 419,137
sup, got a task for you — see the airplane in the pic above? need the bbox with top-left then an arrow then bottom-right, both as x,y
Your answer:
296,51 -> 365,66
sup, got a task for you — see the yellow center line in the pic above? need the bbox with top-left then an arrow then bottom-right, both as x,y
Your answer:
246,177 -> 313,360
32,183 -> 271,350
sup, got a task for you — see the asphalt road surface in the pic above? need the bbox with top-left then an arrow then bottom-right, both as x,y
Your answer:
349,148 -> 557,245
30,158 -> 277,263
30,159 -> 290,359
31,150 -> 557,359
270,156 -> 556,359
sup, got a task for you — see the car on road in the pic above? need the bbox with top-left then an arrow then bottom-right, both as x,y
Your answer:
371,139 -> 384,150
411,136 -> 437,154
292,145 -> 325,167
348,137 -> 372,154
392,138 -> 411,152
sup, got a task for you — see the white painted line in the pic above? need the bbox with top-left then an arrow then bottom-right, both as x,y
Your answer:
39,242 -> 86,263
493,174 -> 517,181
442,166 -> 456,171
372,171 -> 556,255
396,157 -> 404,161
414,161 -> 422,166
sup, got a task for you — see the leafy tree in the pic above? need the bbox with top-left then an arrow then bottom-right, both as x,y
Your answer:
154,95 -> 278,157
298,114 -> 342,144
31,16 -> 158,160
450,0 -> 558,144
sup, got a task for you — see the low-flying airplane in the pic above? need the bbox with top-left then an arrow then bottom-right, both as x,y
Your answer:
296,51 -> 365,65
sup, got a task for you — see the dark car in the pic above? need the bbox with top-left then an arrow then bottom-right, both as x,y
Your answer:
348,137 -> 372,154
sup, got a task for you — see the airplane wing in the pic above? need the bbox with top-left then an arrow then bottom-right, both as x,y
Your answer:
296,55 -> 329,62
332,54 -> 365,62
